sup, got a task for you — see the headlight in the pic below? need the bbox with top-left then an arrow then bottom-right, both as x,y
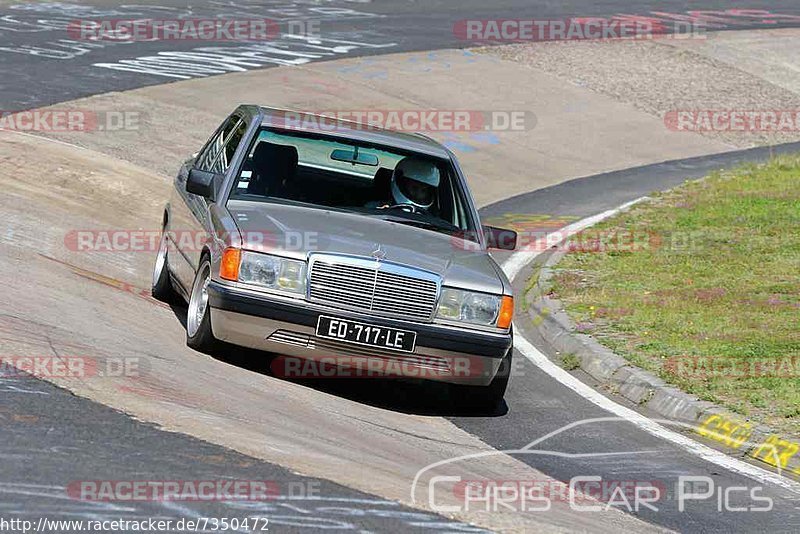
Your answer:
238,251 -> 306,295
436,288 -> 504,326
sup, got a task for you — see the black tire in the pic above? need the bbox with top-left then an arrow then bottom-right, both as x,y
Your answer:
450,345 -> 513,413
186,259 -> 219,353
151,231 -> 179,303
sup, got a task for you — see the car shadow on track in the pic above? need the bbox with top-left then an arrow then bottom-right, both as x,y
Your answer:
169,303 -> 508,418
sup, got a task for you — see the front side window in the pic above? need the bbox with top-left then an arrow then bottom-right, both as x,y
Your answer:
196,114 -> 242,172
209,118 -> 248,174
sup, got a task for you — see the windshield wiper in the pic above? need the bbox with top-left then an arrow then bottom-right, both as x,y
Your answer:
372,214 -> 459,234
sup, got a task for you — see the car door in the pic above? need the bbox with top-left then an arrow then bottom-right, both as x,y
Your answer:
169,112 -> 247,291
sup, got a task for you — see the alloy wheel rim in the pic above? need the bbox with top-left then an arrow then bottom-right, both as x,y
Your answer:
187,264 -> 210,338
152,233 -> 168,288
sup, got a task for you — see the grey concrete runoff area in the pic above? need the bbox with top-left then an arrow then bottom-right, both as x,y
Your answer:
2,1 -> 800,532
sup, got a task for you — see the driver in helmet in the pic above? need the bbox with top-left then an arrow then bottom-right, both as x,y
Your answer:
375,157 -> 440,211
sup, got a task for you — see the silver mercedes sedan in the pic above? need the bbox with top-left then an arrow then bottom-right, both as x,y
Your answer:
152,105 -> 518,409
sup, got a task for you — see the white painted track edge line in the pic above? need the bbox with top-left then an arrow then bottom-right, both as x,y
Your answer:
502,198 -> 800,494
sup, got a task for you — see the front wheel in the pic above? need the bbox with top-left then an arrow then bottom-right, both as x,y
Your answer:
450,347 -> 512,413
151,231 -> 179,303
186,259 -> 219,353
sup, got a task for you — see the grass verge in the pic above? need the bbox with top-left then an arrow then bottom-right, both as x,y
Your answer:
550,156 -> 800,435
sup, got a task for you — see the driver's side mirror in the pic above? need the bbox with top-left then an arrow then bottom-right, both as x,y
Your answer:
186,168 -> 217,201
483,225 -> 518,251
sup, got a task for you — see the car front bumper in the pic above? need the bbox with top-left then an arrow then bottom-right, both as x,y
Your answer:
207,281 -> 512,386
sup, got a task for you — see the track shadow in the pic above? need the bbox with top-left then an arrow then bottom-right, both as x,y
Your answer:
216,342 -> 508,417
170,301 -> 188,329
168,303 -> 507,417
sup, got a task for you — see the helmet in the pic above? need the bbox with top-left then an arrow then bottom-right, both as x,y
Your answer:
391,157 -> 440,209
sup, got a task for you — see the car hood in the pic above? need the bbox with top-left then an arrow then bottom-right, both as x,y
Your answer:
227,200 -> 507,295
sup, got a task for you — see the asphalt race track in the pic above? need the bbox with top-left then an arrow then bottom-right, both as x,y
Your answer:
3,1 -> 800,533
2,0 -> 800,110
0,374 -> 484,532
467,143 -> 800,532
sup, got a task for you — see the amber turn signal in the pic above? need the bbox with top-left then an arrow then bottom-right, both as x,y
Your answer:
497,295 -> 514,329
220,247 -> 241,281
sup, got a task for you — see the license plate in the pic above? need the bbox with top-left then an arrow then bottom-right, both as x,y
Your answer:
315,316 -> 417,353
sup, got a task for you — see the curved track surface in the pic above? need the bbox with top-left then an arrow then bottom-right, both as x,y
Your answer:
3,2 -> 800,533
3,0 -> 800,109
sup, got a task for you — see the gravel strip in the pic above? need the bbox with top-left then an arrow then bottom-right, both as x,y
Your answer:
478,37 -> 800,148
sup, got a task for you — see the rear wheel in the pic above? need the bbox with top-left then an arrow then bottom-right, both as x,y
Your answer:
186,259 -> 219,353
151,231 -> 179,303
450,346 -> 512,413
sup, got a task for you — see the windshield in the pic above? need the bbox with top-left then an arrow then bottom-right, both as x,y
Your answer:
228,128 -> 479,239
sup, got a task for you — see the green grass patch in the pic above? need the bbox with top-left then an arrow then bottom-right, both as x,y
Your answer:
549,156 -> 800,435
561,353 -> 582,371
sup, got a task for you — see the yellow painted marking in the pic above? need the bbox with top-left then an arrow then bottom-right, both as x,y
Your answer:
750,435 -> 800,470
696,414 -> 753,450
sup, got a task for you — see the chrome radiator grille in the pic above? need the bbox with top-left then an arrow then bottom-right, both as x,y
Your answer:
308,255 -> 440,322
